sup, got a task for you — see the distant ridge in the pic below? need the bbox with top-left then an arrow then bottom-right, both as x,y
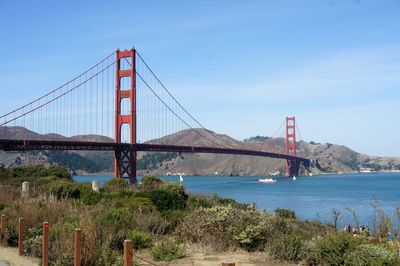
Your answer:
1,126 -> 399,176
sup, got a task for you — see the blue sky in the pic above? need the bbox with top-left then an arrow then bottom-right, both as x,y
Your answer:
0,0 -> 400,156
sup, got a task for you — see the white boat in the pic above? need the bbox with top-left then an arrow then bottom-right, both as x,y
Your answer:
179,173 -> 184,182
292,176 -> 297,181
258,178 -> 277,184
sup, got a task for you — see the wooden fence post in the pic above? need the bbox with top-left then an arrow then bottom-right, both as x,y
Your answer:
123,239 -> 133,266
222,260 -> 235,266
18,218 -> 24,256
74,228 -> 81,266
43,222 -> 49,266
1,214 -> 5,246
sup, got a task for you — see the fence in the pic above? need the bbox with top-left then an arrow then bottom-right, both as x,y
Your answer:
0,214 -> 236,266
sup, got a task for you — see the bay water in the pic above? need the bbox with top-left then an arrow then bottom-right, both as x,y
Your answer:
74,172 -> 400,228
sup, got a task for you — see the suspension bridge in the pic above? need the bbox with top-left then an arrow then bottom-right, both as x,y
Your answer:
0,48 -> 312,185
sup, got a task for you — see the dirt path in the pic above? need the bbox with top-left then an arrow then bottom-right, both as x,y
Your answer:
0,246 -> 38,266
135,248 -> 296,266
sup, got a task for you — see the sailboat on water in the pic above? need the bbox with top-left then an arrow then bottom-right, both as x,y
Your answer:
179,173 -> 184,182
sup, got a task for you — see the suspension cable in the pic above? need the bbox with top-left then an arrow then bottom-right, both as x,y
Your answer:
1,60 -> 117,126
295,120 -> 303,142
135,70 -> 225,147
132,53 -> 237,147
0,51 -> 116,119
271,119 -> 285,139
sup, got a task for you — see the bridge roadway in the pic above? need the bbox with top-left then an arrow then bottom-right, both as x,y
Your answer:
0,139 -> 310,164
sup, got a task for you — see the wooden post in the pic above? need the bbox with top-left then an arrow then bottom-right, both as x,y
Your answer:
43,222 -> 49,266
18,218 -> 24,256
1,214 -> 5,246
222,260 -> 235,266
74,229 -> 81,266
123,239 -> 133,266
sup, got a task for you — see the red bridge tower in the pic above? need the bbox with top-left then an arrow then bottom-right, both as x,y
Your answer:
285,116 -> 297,177
114,49 -> 137,185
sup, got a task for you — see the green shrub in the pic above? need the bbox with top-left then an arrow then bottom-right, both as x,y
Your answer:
126,196 -> 155,212
10,165 -> 48,179
0,167 -> 9,179
210,194 -> 249,209
149,189 -> 187,212
47,179 -> 81,199
233,223 -> 266,251
81,189 -> 103,205
344,244 -> 399,266
175,205 -> 236,251
151,240 -> 185,261
47,166 -> 72,180
99,249 -> 123,266
102,178 -> 129,193
50,216 -> 79,241
188,194 -> 213,209
53,253 -> 74,266
100,208 -> 133,226
9,165 -> 71,180
269,229 -> 305,262
311,232 -> 363,265
6,222 -> 18,247
140,175 -> 166,191
24,235 -> 42,258
128,231 -> 153,249
274,208 -> 296,219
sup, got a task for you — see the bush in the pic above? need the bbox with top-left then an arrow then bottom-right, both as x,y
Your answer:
128,231 -> 153,249
53,253 -> 74,266
140,175 -> 166,191
50,216 -> 79,241
311,232 -> 363,265
269,229 -> 305,262
344,244 -> 399,266
151,240 -> 185,261
47,166 -> 72,180
100,208 -> 133,226
0,167 -> 9,179
175,205 -> 236,251
81,189 -> 103,205
148,189 -> 188,213
10,165 -> 71,180
187,194 -> 213,209
6,223 -> 18,247
233,223 -> 266,251
47,180 -> 81,199
98,249 -> 123,266
102,178 -> 129,193
274,208 -> 296,219
24,236 -> 42,258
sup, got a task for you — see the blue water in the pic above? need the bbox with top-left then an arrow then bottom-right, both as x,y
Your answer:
74,173 -> 400,227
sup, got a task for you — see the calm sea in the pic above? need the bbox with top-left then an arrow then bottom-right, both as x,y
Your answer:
74,173 -> 400,228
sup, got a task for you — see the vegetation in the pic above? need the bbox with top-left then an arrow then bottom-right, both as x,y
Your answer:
243,135 -> 271,142
137,152 -> 178,170
0,166 -> 399,265
274,208 -> 296,219
151,240 -> 185,261
47,151 -> 106,173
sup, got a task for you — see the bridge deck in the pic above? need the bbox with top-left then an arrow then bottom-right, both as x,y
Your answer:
0,139 -> 310,163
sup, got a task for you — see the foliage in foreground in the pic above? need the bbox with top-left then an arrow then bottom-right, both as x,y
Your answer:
0,166 -> 399,265
151,240 -> 185,261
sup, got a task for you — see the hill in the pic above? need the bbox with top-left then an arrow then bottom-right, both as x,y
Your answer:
1,127 -> 400,175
